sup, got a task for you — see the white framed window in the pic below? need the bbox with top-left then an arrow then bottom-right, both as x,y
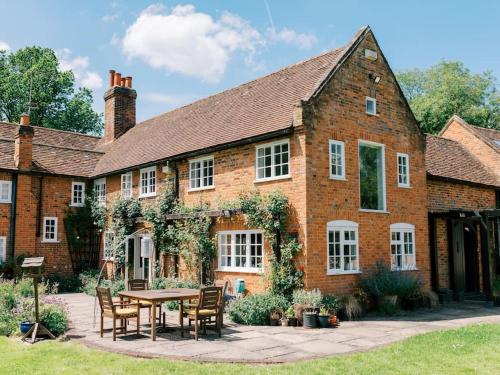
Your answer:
42,217 -> 58,243
329,140 -> 346,180
103,231 -> 115,260
397,153 -> 410,188
121,172 -> 133,198
0,236 -> 6,264
71,182 -> 85,207
94,178 -> 106,205
359,140 -> 386,212
390,223 -> 416,270
140,166 -> 156,197
327,220 -> 359,274
366,97 -> 377,115
218,231 -> 263,273
189,156 -> 214,191
256,139 -> 290,181
0,180 -> 12,203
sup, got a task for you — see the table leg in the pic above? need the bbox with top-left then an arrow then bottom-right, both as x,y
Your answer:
151,302 -> 157,341
179,299 -> 184,338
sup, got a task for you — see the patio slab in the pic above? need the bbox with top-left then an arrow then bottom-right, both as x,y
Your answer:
61,293 -> 500,363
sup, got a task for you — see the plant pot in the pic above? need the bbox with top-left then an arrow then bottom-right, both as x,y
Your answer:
280,318 -> 288,327
269,318 -> 279,326
20,321 -> 34,334
302,312 -> 318,329
318,315 -> 330,328
329,315 -> 338,327
288,317 -> 298,327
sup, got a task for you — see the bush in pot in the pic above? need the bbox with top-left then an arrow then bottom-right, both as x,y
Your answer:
293,289 -> 322,328
285,306 -> 297,326
318,306 -> 330,328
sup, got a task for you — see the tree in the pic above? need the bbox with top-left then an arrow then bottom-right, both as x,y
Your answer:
397,61 -> 500,134
0,46 -> 102,135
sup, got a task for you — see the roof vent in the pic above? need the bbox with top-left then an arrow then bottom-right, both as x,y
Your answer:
364,49 -> 378,61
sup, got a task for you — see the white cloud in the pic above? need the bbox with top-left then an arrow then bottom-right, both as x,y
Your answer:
101,14 -> 119,22
57,48 -> 103,90
0,41 -> 10,51
268,27 -> 318,49
110,33 -> 120,46
122,4 -> 263,83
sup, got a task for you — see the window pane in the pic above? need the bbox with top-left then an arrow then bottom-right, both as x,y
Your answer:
359,144 -> 384,210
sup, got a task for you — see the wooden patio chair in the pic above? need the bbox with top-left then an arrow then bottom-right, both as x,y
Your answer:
96,286 -> 140,341
181,286 -> 222,340
212,279 -> 228,327
128,279 -> 163,325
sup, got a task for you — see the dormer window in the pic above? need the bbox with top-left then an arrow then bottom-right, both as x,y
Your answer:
366,97 -> 377,115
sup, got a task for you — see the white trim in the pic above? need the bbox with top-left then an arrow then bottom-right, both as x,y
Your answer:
94,178 -> 106,206
390,223 -> 416,271
358,140 -> 386,212
121,172 -> 133,198
0,236 -> 6,264
217,230 -> 264,274
397,153 -> 410,188
255,139 -> 291,182
70,181 -> 85,207
329,140 -> 346,180
139,166 -> 157,198
366,96 -> 377,115
0,180 -> 12,203
42,217 -> 58,243
326,220 -> 360,275
188,155 -> 215,191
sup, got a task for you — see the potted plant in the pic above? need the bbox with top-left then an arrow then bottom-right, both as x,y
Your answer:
293,289 -> 322,329
269,310 -> 281,326
285,306 -> 297,326
318,306 -> 330,328
20,321 -> 34,334
329,314 -> 338,327
280,315 -> 289,327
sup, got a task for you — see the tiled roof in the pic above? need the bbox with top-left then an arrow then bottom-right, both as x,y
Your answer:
469,124 -> 500,151
426,134 -> 499,187
0,122 -> 104,177
92,28 -> 370,176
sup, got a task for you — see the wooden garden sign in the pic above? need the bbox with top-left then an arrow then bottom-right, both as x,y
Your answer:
21,257 -> 55,343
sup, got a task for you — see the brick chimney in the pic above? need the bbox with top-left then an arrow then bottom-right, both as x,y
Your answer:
103,70 -> 137,143
14,114 -> 34,171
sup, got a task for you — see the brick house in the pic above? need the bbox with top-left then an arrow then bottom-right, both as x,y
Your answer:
426,116 -> 500,301
1,26 -> 433,295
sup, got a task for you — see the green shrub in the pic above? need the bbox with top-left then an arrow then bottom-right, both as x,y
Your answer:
339,294 -> 363,321
228,294 -> 289,325
46,273 -> 81,293
360,261 -> 422,298
0,306 -> 17,336
40,304 -> 68,336
79,270 -> 124,297
292,289 -> 322,309
321,294 -> 341,313
152,277 -> 199,310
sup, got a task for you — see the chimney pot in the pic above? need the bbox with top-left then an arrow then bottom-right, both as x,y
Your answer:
124,76 -> 132,88
109,70 -> 116,87
121,77 -> 126,86
20,113 -> 30,125
114,72 -> 122,86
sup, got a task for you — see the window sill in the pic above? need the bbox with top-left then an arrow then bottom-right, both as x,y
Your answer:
216,268 -> 263,275
398,184 -> 411,189
392,267 -> 418,272
69,204 -> 85,208
366,112 -> 379,117
188,186 -> 215,193
41,240 -> 60,244
254,175 -> 291,184
359,209 -> 389,214
0,200 -> 11,204
139,193 -> 157,199
327,271 -> 362,276
329,176 -> 347,181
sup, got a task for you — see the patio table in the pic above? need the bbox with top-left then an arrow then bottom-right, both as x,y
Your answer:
118,288 -> 199,341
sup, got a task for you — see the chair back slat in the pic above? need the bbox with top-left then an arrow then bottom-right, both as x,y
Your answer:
128,279 -> 148,291
96,287 -> 114,311
214,279 -> 228,295
199,286 -> 222,311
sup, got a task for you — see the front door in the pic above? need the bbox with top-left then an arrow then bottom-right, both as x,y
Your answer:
133,235 -> 153,282
452,221 -> 480,297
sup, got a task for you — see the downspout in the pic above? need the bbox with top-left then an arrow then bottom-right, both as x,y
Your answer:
173,161 -> 180,277
8,174 -> 18,260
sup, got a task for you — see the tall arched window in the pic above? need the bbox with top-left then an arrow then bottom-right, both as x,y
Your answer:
390,223 -> 416,270
327,220 -> 359,274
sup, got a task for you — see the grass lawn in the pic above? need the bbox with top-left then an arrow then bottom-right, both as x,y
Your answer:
1,324 -> 500,374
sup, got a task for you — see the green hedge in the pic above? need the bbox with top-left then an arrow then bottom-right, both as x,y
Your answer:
228,294 -> 289,325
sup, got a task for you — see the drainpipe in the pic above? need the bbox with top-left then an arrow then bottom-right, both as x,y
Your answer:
172,161 -> 180,277
8,174 -> 18,260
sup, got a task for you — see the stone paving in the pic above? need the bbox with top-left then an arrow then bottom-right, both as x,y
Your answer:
62,293 -> 500,363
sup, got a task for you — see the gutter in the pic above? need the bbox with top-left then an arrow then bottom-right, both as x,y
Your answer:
8,174 -> 17,260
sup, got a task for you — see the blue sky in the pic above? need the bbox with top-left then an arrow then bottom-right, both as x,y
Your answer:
1,0 -> 499,122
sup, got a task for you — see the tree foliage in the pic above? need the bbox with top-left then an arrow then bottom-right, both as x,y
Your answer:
397,61 -> 500,134
0,46 -> 102,134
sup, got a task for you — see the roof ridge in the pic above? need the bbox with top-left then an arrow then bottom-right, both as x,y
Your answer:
0,121 -> 102,140
139,44 -> 349,126
33,142 -> 105,154
469,123 -> 500,135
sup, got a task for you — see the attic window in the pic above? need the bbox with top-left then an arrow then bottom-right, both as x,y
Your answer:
364,49 -> 378,60
366,97 -> 377,115
494,140 -> 500,147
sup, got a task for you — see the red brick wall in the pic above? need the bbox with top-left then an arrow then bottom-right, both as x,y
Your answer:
303,31 -> 429,294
